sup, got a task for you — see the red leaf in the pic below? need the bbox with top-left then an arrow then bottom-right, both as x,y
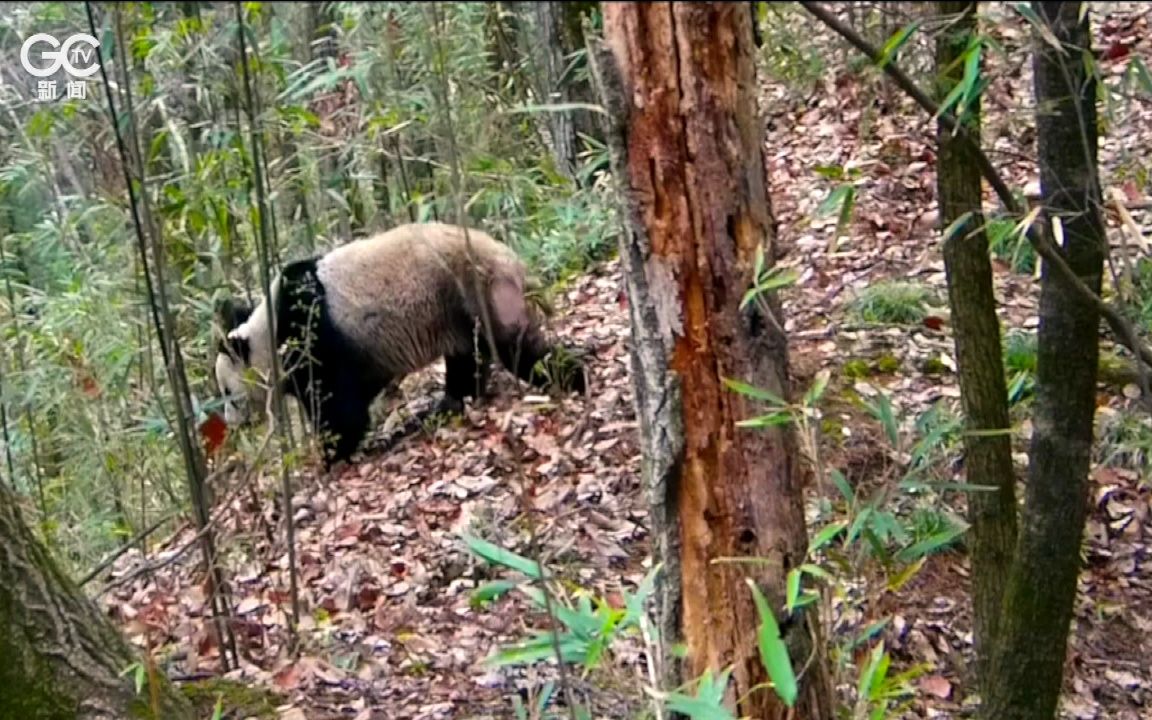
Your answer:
920,674 -> 953,699
1122,179 -> 1144,205
1103,40 -> 1131,61
922,315 -> 945,331
81,375 -> 101,398
199,413 -> 228,456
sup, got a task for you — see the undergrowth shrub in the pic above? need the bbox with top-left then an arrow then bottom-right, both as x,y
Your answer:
464,368 -> 972,718
987,216 -> 1037,275
848,281 -> 937,326
1003,330 -> 1038,404
1095,409 -> 1152,485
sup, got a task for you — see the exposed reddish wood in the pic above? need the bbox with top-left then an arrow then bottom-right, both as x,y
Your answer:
595,3 -> 832,717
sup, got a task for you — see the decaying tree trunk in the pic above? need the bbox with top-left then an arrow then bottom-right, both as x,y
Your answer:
983,4 -> 1106,719
591,4 -> 832,717
0,484 -> 194,719
932,0 -> 1017,696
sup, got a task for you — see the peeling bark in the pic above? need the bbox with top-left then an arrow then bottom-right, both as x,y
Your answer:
0,484 -> 193,719
591,4 -> 832,717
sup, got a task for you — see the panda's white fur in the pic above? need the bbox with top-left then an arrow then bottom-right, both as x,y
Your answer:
214,222 -> 585,468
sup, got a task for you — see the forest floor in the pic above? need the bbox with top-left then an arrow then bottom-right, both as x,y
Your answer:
94,4 -> 1152,720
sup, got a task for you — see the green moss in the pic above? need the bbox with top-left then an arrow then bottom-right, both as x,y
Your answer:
875,354 -> 901,374
920,357 -> 950,375
1097,350 -> 1140,390
821,417 -> 844,440
842,359 -> 871,379
181,678 -> 283,719
403,660 -> 431,677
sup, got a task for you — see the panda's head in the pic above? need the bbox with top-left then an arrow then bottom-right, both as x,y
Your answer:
213,297 -> 265,427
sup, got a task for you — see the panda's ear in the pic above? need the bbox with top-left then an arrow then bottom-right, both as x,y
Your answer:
215,296 -> 252,333
215,296 -> 236,329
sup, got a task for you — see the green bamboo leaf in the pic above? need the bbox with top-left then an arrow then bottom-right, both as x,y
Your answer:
736,411 -> 794,429
802,369 -> 831,407
747,579 -> 798,707
1131,58 -> 1152,96
723,377 -> 788,406
940,211 -> 976,243
470,579 -> 518,605
876,21 -> 921,69
785,567 -> 802,611
817,184 -> 852,217
895,524 -> 969,564
846,505 -> 875,547
808,520 -> 848,555
1013,3 -> 1065,53
664,694 -> 737,720
463,535 -> 542,579
831,469 -> 855,506
799,563 -> 833,582
835,185 -> 856,238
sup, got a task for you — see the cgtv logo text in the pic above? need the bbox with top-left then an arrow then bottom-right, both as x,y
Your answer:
20,32 -> 100,78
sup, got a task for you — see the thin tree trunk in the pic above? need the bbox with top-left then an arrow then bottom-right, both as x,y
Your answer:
932,0 -> 1017,697
984,3 -> 1105,718
308,0 -> 350,240
521,1 -> 600,183
592,4 -> 832,718
0,483 -> 194,719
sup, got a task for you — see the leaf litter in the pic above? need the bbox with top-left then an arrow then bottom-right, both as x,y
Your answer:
95,3 -> 1152,719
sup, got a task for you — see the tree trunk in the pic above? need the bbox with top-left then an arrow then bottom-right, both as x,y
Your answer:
592,4 -> 832,718
521,1 -> 601,183
0,484 -> 194,719
307,0 -> 351,241
932,0 -> 1017,697
983,4 -> 1105,718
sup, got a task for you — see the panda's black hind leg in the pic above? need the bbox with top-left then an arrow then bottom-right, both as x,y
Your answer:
361,353 -> 485,456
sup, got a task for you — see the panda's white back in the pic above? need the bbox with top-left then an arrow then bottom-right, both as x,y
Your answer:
315,223 -> 527,375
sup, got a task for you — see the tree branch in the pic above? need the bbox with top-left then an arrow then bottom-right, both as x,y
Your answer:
799,1 -> 1152,374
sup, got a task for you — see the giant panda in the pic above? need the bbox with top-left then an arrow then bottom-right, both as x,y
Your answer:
213,222 -> 587,469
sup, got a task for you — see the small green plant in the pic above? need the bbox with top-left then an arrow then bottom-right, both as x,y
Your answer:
1130,256 -> 1152,331
848,282 -> 936,326
987,216 -> 1037,274
465,535 -> 659,671
1003,330 -> 1038,404
1095,410 -> 1152,483
722,377 -> 963,716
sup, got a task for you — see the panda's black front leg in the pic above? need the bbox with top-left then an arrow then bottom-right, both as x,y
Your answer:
303,398 -> 366,471
444,350 -> 490,407
292,372 -> 372,471
495,327 -> 587,396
